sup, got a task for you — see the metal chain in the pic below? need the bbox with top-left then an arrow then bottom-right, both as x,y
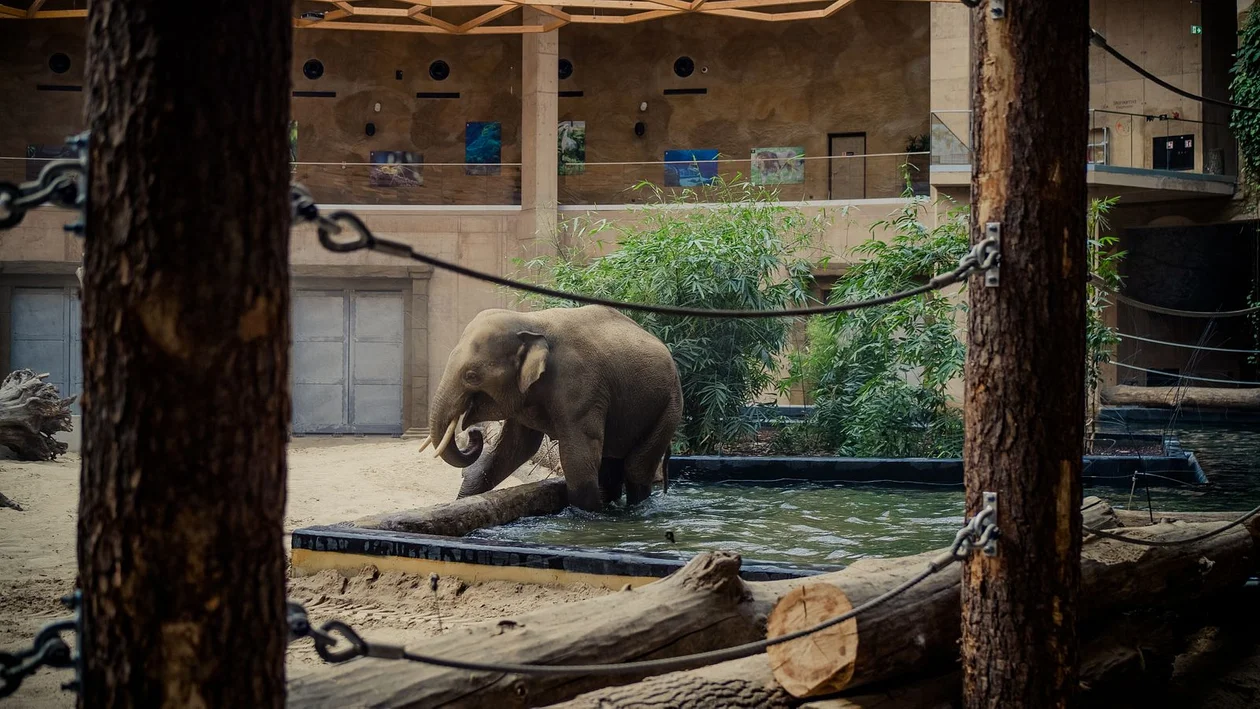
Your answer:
285,506 -> 998,676
0,133 -> 89,232
290,184 -> 997,320
0,594 -> 80,700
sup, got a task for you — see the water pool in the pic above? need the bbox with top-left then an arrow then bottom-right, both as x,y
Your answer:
469,422 -> 1260,566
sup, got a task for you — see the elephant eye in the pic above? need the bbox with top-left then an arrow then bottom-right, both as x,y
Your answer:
462,369 -> 480,386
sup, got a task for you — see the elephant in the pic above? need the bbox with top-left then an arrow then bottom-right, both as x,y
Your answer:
420,305 -> 683,512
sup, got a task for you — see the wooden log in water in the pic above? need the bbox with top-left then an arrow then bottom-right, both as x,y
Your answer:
1103,384 -> 1260,410
352,478 -> 568,537
289,515 -> 1257,709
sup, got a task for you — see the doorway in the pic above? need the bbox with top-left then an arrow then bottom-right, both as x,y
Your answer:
828,132 -> 866,200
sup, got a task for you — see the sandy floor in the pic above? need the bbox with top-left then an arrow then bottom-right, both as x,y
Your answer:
4,439 -> 1259,707
0,439 -> 606,707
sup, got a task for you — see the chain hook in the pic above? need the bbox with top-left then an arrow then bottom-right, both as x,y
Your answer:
318,211 -> 375,253
312,620 -> 369,664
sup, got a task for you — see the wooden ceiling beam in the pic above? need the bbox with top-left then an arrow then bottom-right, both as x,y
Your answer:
0,4 -> 25,18
26,0 -> 46,17
30,9 -> 87,18
407,6 -> 463,31
456,3 -> 517,31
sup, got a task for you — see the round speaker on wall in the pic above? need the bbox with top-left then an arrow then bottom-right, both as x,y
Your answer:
558,58 -> 573,80
303,59 -> 324,80
634,121 -> 645,137
429,60 -> 450,81
365,122 -> 376,137
48,53 -> 71,74
673,56 -> 694,78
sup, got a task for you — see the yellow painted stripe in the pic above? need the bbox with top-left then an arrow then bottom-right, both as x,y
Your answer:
291,548 -> 663,590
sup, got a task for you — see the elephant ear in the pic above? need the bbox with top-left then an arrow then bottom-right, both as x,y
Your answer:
517,331 -> 550,393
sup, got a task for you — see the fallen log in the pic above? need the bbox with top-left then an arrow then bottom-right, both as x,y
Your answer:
0,491 -> 22,511
1103,384 -> 1260,410
287,551 -> 773,708
1113,508 -> 1246,527
0,369 -> 74,461
288,514 -> 1257,709
1081,496 -> 1121,530
353,478 -> 568,537
547,598 -> 1249,709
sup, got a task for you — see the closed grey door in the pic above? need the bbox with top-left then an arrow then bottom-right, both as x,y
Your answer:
10,287 -> 82,413
291,289 -> 403,434
829,133 -> 866,200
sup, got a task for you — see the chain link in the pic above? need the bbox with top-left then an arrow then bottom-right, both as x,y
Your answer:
0,599 -> 78,699
0,133 -> 89,232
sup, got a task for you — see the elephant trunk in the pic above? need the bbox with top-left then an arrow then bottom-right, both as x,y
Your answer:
427,383 -> 484,469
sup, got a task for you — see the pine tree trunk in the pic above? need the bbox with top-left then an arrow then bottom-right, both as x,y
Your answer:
78,2 -> 293,706
964,1 -> 1089,706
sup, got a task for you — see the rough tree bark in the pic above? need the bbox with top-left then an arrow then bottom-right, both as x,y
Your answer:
0,369 -> 74,461
78,2 -> 293,707
965,0 -> 1089,706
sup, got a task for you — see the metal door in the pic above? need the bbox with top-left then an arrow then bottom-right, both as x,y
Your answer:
828,133 -> 867,200
10,287 -> 81,411
291,289 -> 403,434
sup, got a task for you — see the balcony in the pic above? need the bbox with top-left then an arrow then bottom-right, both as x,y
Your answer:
930,109 -> 1237,202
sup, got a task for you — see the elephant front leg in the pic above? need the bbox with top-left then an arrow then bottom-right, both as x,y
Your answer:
558,430 -> 605,512
457,421 -> 544,498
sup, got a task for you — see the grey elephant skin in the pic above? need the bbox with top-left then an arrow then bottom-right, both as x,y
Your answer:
424,305 -> 683,512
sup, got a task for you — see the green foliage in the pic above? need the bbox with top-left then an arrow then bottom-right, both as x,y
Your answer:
517,178 -> 823,454
780,193 -> 1125,458
780,194 -> 969,458
1232,5 -> 1260,206
1086,197 -> 1124,396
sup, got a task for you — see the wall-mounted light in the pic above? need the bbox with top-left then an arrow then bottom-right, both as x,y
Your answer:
374,102 -> 381,112
639,101 -> 648,112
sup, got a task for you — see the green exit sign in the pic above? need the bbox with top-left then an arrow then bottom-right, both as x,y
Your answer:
1191,25 -> 1203,34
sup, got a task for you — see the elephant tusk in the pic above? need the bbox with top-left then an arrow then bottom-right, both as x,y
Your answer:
417,436 -> 432,453
432,418 -> 458,459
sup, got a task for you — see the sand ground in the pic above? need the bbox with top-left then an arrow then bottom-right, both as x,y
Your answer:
0,439 -> 606,707
4,439 -> 1260,708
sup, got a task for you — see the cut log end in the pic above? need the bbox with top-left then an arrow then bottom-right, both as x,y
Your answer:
766,583 -> 859,698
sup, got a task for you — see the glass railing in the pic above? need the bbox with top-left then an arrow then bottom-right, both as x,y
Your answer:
5,152 -> 934,208
557,152 -> 931,205
930,109 -> 1236,177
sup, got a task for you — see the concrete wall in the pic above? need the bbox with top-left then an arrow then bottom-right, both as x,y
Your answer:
555,5 -> 931,204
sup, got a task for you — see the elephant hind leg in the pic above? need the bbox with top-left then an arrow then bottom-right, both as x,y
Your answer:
623,440 -> 668,507
598,458 -> 625,505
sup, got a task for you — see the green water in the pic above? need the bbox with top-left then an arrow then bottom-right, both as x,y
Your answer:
470,422 -> 1260,566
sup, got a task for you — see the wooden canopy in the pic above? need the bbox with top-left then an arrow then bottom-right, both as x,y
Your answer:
3,0 -> 950,35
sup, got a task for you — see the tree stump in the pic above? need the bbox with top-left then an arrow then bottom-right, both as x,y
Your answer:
0,369 -> 75,461
766,584 -> 859,698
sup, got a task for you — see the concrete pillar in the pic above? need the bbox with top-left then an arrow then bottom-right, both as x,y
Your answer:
517,9 -> 559,259
403,269 -> 432,438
